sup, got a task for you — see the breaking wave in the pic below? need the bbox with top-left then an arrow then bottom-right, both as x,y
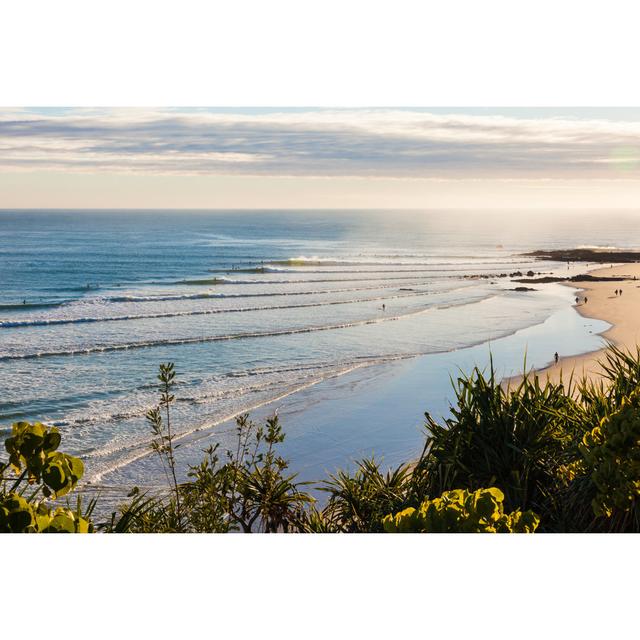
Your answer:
0,291 -> 430,328
0,295 -> 496,361
178,274 -> 451,285
84,280 -> 436,304
0,308 -> 429,361
268,256 -> 510,267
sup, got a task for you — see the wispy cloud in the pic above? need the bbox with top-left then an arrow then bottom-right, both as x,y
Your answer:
1,108 -> 640,178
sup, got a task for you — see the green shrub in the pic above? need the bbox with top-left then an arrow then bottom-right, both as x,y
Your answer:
580,391 -> 640,519
174,414 -> 314,533
7,346 -> 640,534
111,364 -> 313,533
1,421 -> 93,533
413,365 -> 583,521
317,458 -> 413,532
382,487 -> 539,533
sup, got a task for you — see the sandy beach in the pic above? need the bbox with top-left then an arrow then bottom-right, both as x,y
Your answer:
525,262 -> 640,385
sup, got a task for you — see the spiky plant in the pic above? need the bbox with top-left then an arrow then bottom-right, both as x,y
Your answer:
320,458 -> 412,532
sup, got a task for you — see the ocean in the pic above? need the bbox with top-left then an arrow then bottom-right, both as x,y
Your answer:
0,209 -> 629,498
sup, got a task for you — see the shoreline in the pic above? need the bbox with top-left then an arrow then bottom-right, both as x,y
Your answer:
515,262 -> 640,386
86,276 -> 613,515
69,257 -> 638,502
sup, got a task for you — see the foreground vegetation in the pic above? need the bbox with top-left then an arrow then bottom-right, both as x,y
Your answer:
3,345 -> 640,533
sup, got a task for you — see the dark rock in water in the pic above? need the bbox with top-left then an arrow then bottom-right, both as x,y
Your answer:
570,274 -> 626,282
512,273 -> 626,284
512,276 -> 566,283
525,248 -> 640,263
526,270 -> 535,277
513,286 -> 537,292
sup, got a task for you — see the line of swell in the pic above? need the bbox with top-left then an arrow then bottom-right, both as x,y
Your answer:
0,301 -> 67,311
94,280 -> 437,303
0,308 -> 431,361
266,258 -> 513,267
218,262 -> 526,274
0,294 -> 496,361
0,291 -> 430,328
0,282 -> 433,315
176,274 -> 460,285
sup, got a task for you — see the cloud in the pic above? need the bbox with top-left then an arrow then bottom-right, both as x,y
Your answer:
1,108 -> 640,178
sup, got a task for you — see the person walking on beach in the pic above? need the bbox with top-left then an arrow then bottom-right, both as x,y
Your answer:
382,303 -> 386,311
554,352 -> 559,365
584,296 -> 588,304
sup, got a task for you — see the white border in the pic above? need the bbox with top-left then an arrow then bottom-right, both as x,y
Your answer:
2,0 -> 640,105
2,1 -> 639,637
3,534 -> 638,638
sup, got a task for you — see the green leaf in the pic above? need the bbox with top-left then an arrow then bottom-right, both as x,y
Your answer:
43,429 -> 62,452
67,455 -> 84,482
42,459 -> 66,492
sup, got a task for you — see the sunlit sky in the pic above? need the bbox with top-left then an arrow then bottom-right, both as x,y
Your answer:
3,107 -> 640,209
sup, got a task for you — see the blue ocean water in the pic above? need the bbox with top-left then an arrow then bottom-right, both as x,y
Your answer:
0,209 -> 631,490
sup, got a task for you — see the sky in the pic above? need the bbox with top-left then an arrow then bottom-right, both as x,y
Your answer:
2,107 -> 640,209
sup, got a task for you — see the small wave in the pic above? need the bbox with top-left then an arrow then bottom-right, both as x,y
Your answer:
229,262 -> 524,274
242,267 -> 517,275
0,300 -> 66,311
268,256 -> 513,267
179,274 -> 450,286
221,267 -> 437,275
0,308 -> 432,362
179,276 -> 268,285
0,291 -> 430,328
0,292 -> 498,362
72,379 -> 296,431
82,280 -> 437,304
